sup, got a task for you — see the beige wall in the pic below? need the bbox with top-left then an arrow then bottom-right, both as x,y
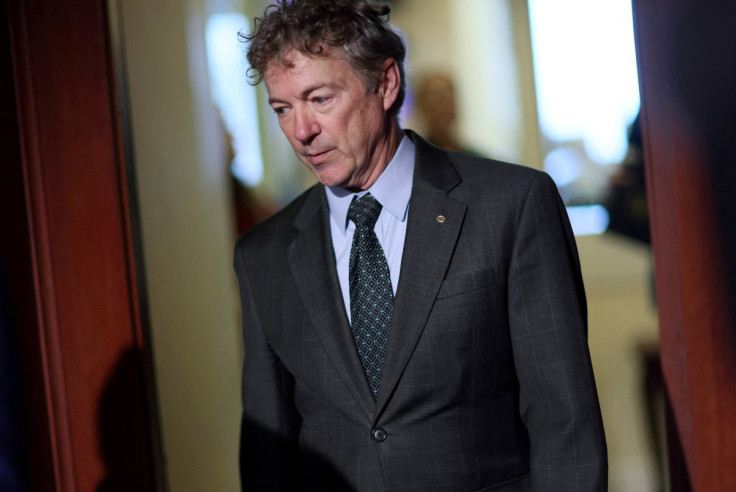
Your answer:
580,234 -> 660,490
121,0 -> 242,490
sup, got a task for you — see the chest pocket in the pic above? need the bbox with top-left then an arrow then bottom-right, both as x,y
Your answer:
436,267 -> 499,300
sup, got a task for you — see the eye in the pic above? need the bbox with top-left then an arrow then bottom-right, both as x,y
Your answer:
272,106 -> 288,116
312,95 -> 331,105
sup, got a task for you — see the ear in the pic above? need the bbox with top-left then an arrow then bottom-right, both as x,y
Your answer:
378,58 -> 401,112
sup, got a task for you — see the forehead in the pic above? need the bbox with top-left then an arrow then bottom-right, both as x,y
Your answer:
264,49 -> 360,91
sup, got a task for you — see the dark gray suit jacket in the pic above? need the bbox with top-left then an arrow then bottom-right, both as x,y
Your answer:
234,131 -> 607,491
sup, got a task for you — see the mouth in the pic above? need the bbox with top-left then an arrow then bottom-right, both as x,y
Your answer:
305,149 -> 332,165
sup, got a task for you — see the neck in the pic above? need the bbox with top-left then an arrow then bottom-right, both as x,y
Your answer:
348,120 -> 403,192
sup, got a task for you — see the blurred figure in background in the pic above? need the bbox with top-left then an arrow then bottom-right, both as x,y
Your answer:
415,72 -> 478,154
604,114 -> 650,246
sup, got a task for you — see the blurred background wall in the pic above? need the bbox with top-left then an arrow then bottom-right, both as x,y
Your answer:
119,0 -> 660,490
120,1 -> 243,490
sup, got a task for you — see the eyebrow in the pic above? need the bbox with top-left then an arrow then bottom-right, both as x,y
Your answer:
268,81 -> 341,106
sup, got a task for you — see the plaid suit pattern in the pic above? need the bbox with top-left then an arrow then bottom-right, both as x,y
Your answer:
235,131 -> 607,491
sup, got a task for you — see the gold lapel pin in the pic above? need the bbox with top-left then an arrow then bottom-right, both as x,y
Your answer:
436,215 -> 446,223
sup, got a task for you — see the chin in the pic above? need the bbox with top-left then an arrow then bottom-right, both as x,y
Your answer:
313,170 -> 350,188
317,177 -> 349,188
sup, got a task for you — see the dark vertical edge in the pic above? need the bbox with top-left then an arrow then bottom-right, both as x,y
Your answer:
0,1 -> 56,490
631,0 -> 736,488
104,1 -> 167,490
665,391 -> 691,492
630,0 -> 695,487
3,0 -> 77,489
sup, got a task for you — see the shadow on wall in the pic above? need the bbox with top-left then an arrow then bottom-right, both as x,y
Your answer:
97,347 -> 154,492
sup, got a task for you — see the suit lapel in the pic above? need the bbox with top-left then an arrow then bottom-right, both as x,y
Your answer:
375,133 -> 467,416
287,186 -> 374,419
286,134 -> 467,420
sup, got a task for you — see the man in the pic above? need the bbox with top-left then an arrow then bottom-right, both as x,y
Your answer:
234,1 -> 607,490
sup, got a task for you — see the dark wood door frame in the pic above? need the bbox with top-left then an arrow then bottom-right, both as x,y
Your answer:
2,0 -> 163,489
633,0 -> 736,489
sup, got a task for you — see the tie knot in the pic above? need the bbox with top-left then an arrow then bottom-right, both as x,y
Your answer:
347,193 -> 383,230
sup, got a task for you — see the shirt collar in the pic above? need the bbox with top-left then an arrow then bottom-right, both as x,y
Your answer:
326,134 -> 415,235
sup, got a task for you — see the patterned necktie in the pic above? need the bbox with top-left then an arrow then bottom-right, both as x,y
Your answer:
348,193 -> 393,399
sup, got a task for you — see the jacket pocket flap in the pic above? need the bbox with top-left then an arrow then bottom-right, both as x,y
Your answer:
436,268 -> 498,299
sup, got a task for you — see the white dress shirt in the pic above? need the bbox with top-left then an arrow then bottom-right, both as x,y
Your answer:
325,135 -> 416,323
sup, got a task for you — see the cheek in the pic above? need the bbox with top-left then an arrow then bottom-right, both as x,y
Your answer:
343,111 -> 370,143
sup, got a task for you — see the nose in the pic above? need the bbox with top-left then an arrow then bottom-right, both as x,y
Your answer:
293,108 -> 319,144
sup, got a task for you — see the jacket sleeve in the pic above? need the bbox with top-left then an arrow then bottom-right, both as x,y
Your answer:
234,237 -> 301,491
507,172 -> 608,491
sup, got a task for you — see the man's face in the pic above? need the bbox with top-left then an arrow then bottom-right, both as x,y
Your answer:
264,49 -> 398,190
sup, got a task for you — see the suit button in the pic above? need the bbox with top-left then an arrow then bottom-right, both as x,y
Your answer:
371,428 -> 387,442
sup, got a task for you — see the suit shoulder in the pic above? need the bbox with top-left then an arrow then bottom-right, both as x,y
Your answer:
447,150 -> 541,180
234,185 -> 318,255
446,150 -> 550,197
